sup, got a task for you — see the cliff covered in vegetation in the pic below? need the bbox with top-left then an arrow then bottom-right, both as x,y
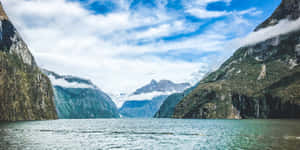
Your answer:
0,2 -> 57,121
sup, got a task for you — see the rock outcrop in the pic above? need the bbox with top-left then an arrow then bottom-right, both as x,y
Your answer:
0,3 -> 57,121
43,70 -> 119,119
173,0 -> 300,119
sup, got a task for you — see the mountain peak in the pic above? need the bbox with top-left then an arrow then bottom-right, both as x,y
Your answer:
0,3 -> 36,66
133,79 -> 190,95
255,0 -> 300,31
150,79 -> 157,85
0,2 -> 8,20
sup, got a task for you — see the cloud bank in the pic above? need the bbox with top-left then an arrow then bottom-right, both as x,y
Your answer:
49,75 -> 95,89
1,0 -> 269,102
112,91 -> 181,108
241,18 -> 300,46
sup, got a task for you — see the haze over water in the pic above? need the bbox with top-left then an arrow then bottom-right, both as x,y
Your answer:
0,119 -> 300,150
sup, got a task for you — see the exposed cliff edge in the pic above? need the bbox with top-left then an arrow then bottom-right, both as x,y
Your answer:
173,0 -> 300,119
0,3 -> 57,121
43,70 -> 120,119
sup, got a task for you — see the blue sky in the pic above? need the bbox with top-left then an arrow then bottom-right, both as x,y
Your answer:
2,0 -> 281,97
70,0 -> 280,62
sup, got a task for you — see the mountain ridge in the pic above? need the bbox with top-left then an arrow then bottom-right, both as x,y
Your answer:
133,79 -> 190,95
172,0 -> 300,119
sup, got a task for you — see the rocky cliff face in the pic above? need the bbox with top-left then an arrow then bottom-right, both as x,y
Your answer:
0,3 -> 57,121
173,0 -> 300,119
43,70 -> 119,118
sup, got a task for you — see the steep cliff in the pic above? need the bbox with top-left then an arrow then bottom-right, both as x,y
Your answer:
0,3 -> 57,121
173,0 -> 300,119
43,70 -> 119,118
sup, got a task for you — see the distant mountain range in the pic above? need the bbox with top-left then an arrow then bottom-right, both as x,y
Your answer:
133,80 -> 190,95
43,70 -> 119,119
118,79 -> 190,118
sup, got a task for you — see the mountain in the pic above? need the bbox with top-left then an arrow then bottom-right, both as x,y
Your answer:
154,85 -> 196,118
119,95 -> 168,118
172,0 -> 300,119
133,79 -> 190,95
154,67 -> 215,118
154,93 -> 184,118
43,70 -> 119,119
0,3 -> 57,121
118,79 -> 190,118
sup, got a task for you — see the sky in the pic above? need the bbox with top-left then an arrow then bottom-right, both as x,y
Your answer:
1,0 -> 281,95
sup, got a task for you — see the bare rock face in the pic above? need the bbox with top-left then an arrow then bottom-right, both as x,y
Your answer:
173,0 -> 300,119
0,2 -> 57,121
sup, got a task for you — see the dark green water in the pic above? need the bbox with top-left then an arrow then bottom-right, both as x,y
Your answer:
0,119 -> 300,150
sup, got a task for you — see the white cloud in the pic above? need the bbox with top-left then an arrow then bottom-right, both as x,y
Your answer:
112,91 -> 180,108
237,8 -> 263,16
1,0 -> 261,104
183,0 -> 232,19
186,8 -> 230,19
133,20 -> 197,40
183,0 -> 261,19
192,0 -> 232,6
240,18 -> 300,46
48,75 -> 95,89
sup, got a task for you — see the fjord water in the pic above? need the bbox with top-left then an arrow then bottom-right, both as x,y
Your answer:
0,119 -> 300,150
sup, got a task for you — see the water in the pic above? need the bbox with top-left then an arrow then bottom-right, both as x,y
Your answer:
0,119 -> 300,150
